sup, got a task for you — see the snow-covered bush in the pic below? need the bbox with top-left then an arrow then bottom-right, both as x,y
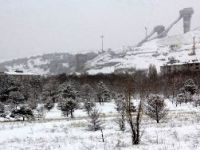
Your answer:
192,93 -> 200,107
44,99 -> 54,111
176,79 -> 198,105
10,105 -> 34,121
35,104 -> 46,119
145,94 -> 168,123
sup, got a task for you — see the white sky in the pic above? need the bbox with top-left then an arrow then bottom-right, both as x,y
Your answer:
0,0 -> 200,61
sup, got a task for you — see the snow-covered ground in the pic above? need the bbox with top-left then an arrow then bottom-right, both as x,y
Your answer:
0,100 -> 200,150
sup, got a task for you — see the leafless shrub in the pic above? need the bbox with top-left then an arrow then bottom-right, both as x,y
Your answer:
88,107 -> 103,131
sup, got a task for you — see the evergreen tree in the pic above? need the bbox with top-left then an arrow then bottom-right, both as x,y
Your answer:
0,102 -> 5,118
81,84 -> 96,114
183,79 -> 197,95
81,84 -> 95,101
176,79 -> 197,104
29,77 -> 42,101
96,81 -> 110,104
148,64 -> 158,81
145,94 -> 168,123
0,75 -> 14,102
57,81 -> 78,118
8,91 -> 25,107
41,80 -> 58,111
5,78 -> 26,108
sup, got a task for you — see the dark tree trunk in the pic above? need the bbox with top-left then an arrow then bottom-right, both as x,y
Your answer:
70,110 -> 74,118
156,106 -> 159,123
100,129 -> 104,142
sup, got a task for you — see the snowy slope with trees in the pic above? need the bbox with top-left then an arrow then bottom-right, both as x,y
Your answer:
0,52 -> 97,75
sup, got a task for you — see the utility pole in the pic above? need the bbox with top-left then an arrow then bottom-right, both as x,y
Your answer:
145,27 -> 148,38
189,36 -> 196,56
100,35 -> 104,52
192,36 -> 196,55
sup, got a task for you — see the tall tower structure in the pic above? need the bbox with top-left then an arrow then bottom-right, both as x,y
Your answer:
136,7 -> 194,47
100,35 -> 104,52
180,8 -> 194,33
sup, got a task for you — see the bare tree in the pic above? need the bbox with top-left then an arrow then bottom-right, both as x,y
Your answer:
36,104 -> 46,120
84,101 -> 95,115
126,99 -> 143,145
114,93 -> 126,131
125,80 -> 143,145
81,84 -> 96,115
88,107 -> 103,131
145,94 -> 168,123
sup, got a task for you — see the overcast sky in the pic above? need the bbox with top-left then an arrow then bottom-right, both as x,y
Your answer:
0,0 -> 200,62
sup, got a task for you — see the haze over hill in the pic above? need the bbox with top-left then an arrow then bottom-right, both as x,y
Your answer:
0,27 -> 200,75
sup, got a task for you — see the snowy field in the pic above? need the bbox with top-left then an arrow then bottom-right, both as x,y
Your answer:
0,100 -> 200,150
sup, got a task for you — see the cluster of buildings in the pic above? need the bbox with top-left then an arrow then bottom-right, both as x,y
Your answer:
160,62 -> 200,74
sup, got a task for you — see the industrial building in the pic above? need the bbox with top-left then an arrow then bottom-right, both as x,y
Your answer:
160,62 -> 200,74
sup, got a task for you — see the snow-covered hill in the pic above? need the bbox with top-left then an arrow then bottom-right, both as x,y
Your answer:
0,52 -> 97,75
1,28 -> 200,75
86,27 -> 200,74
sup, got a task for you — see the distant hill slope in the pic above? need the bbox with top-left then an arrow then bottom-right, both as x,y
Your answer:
86,27 -> 200,74
0,52 -> 97,75
1,28 -> 200,75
